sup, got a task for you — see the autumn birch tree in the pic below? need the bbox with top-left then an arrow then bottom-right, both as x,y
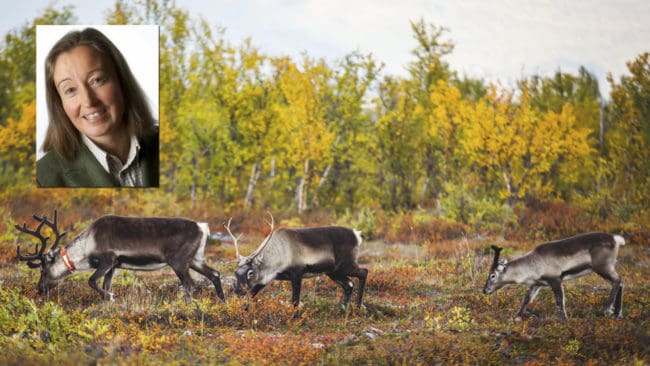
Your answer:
316,52 -> 380,210
602,52 -> 650,219
273,56 -> 334,213
461,86 -> 592,205
375,76 -> 421,211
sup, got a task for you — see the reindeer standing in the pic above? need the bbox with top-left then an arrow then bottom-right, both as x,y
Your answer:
483,232 -> 625,320
225,217 -> 368,309
15,211 -> 224,301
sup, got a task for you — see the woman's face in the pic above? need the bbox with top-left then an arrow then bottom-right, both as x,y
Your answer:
53,45 -> 125,144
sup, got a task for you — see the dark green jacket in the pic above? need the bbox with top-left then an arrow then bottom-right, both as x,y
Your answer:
36,134 -> 159,188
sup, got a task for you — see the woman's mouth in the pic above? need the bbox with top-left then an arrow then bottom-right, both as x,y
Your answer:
83,110 -> 106,122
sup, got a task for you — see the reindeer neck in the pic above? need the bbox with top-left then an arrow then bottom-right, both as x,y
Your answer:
64,232 -> 93,271
501,253 -> 540,285
255,238 -> 284,269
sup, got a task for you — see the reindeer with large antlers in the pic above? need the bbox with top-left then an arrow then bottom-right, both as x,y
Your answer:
15,211 -> 224,301
15,211 -> 68,294
225,216 -> 368,309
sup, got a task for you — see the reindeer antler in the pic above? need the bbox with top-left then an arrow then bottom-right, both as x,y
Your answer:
249,212 -> 275,260
14,210 -> 66,267
15,219 -> 48,264
224,218 -> 244,262
34,210 -> 66,250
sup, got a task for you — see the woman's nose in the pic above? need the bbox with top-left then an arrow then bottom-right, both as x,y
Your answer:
79,85 -> 98,106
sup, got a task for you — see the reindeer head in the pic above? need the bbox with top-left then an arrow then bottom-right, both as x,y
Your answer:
483,245 -> 508,295
14,211 -> 69,296
233,258 -> 258,296
225,214 -> 274,296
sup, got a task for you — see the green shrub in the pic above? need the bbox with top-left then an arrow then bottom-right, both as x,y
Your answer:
336,207 -> 377,239
439,182 -> 517,233
0,288 -> 76,345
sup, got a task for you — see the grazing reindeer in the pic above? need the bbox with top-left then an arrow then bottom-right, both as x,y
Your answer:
15,211 -> 224,301
225,217 -> 368,308
483,232 -> 625,320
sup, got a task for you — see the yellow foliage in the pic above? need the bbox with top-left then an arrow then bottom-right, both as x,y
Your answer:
460,86 -> 593,201
428,80 -> 467,143
275,57 -> 334,165
0,101 -> 35,164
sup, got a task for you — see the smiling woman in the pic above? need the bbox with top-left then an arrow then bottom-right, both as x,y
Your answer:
36,26 -> 159,188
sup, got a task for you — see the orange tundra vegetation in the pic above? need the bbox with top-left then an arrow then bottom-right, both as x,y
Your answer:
1,208 -> 649,365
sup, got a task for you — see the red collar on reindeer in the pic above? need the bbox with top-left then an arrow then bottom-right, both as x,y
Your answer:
61,247 -> 76,271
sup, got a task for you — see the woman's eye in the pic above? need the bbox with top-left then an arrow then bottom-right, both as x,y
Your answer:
63,87 -> 76,96
90,76 -> 106,86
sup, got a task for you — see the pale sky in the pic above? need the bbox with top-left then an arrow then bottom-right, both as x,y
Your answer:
2,0 -> 649,99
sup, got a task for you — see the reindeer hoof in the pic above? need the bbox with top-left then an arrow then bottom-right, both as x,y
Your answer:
604,308 -> 614,317
516,310 -> 539,320
514,316 -> 523,323
604,310 -> 623,319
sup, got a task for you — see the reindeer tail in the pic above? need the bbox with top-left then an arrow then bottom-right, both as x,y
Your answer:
613,234 -> 625,246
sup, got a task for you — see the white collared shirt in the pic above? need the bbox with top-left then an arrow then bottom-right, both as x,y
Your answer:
81,134 -> 144,187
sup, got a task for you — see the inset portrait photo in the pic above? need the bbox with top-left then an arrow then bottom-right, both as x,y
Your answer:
36,25 -> 159,188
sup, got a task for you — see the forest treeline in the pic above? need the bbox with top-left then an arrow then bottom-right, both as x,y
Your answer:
1,1 -> 649,240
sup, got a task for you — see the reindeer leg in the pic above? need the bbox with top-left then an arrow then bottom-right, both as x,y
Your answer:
283,272 -> 303,319
241,284 -> 265,313
327,273 -> 354,308
176,269 -> 195,299
169,261 -> 195,299
352,267 -> 368,308
89,261 -> 117,301
517,285 -> 541,318
250,284 -> 265,297
598,269 -> 622,317
548,279 -> 567,321
289,273 -> 303,307
191,263 -> 225,301
614,285 -> 623,318
102,267 -> 115,294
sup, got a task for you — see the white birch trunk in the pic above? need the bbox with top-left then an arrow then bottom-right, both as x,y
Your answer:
244,162 -> 261,208
295,158 -> 310,213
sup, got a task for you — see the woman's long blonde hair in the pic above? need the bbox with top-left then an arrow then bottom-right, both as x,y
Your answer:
42,27 -> 156,160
